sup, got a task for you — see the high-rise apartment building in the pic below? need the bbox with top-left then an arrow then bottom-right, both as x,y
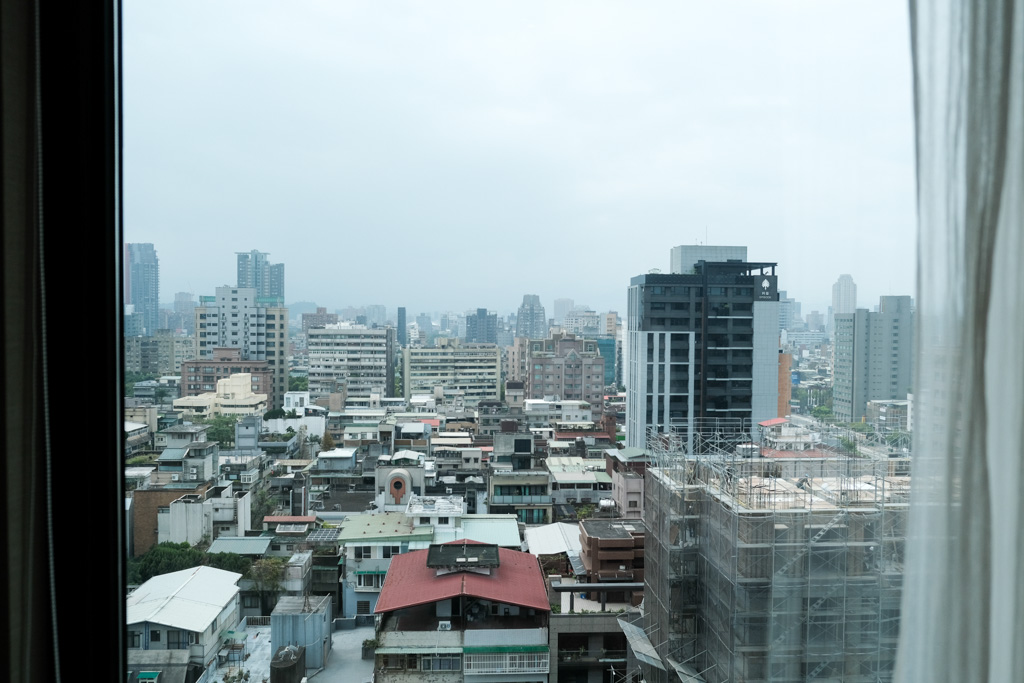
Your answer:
465,308 -> 498,344
522,331 -> 605,416
307,323 -> 396,402
302,307 -> 339,335
832,295 -> 914,422
194,286 -> 288,409
515,294 -> 547,339
124,243 -> 160,336
403,338 -> 501,405
124,329 -> 195,376
626,252 -> 780,449
236,250 -> 285,300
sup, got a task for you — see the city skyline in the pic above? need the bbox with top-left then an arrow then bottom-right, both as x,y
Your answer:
124,2 -> 916,315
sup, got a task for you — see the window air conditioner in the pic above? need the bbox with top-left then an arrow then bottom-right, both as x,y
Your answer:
171,474 -> 180,481
437,621 -> 452,631
190,467 -> 198,474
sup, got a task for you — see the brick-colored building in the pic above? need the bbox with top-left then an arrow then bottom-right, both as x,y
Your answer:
578,519 -> 645,604
180,347 -> 275,409
131,483 -> 212,557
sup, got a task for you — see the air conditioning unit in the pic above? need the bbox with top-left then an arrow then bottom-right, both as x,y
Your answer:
190,467 -> 198,474
437,621 -> 452,631
445,487 -> 453,494
188,474 -> 197,481
171,474 -> 180,481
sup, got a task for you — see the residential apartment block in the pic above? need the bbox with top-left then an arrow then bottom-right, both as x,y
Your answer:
194,286 -> 288,409
403,337 -> 501,406
521,332 -> 606,416
124,329 -> 195,375
307,323 -> 396,403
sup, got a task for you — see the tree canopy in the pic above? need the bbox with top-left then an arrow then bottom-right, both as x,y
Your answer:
128,542 -> 253,585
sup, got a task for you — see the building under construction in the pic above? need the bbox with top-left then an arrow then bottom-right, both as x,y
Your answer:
630,430 -> 909,683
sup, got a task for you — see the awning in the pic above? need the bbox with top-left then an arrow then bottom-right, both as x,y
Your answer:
617,619 -> 665,671
376,646 -> 463,655
666,656 -> 706,683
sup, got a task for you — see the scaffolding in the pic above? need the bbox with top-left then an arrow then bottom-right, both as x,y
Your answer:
641,426 -> 909,683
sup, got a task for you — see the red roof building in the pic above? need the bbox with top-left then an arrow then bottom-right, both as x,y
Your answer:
372,541 -> 552,682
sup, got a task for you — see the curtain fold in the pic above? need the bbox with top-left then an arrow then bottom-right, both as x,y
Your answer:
898,2 -> 1024,681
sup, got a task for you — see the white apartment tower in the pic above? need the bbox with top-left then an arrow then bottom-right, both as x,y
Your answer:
307,323 -> 396,401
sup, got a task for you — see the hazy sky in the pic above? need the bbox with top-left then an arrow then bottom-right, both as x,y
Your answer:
124,1 -> 917,318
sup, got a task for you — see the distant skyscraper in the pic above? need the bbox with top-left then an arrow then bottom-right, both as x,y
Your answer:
827,274 -> 860,333
554,298 -> 574,325
466,308 -> 498,344
516,294 -> 547,339
124,243 -> 160,336
627,250 -> 780,449
397,307 -> 407,347
236,250 -> 285,300
173,292 -> 196,335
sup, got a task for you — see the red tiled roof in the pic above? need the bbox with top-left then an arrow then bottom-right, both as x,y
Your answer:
420,419 -> 440,427
758,418 -> 790,427
374,542 -> 550,614
264,515 -> 317,523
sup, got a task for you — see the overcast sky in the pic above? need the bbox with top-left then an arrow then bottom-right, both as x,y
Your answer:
124,1 -> 917,318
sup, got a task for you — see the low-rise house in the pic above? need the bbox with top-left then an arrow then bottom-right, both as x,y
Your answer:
125,420 -> 152,458
373,541 -> 551,683
126,566 -> 242,670
488,470 -> 552,525
155,423 -> 210,451
578,519 -> 645,605
337,511 -> 433,618
157,483 -> 252,545
545,456 -> 613,506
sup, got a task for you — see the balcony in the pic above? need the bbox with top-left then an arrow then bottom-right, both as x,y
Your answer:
490,495 -> 550,505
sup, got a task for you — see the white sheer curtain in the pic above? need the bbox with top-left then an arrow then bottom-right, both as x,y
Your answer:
897,2 -> 1023,682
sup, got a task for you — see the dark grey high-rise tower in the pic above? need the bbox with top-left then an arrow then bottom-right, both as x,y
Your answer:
236,250 -> 285,300
515,294 -> 547,339
397,307 -> 407,347
124,243 -> 160,336
466,308 -> 498,343
627,250 -> 780,449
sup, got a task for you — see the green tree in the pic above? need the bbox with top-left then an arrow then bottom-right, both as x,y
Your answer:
250,488 -> 275,529
125,371 -> 159,397
248,557 -> 285,614
321,431 -> 336,451
263,408 -> 286,420
288,375 -> 308,392
196,414 -> 239,446
812,404 -> 833,420
129,542 -> 205,584
207,552 -> 252,576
